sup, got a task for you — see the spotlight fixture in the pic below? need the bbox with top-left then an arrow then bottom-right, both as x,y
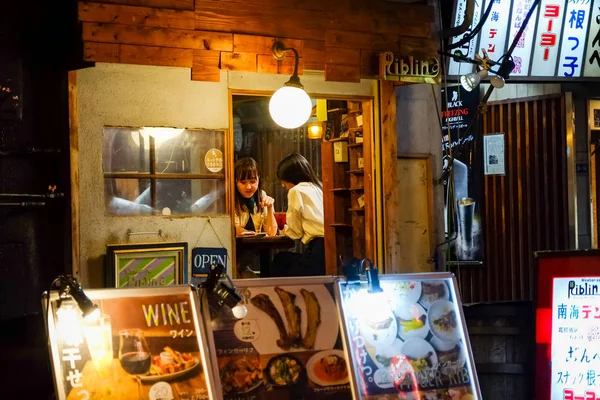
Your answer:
55,275 -> 100,322
201,264 -> 248,319
269,41 -> 312,129
364,259 -> 383,294
460,69 -> 488,92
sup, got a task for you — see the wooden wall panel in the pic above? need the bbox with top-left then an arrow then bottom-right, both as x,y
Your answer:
82,22 -> 233,51
79,2 -> 195,29
191,49 -> 220,81
220,52 -> 257,72
455,95 -> 569,303
97,0 -> 194,10
78,0 -> 437,82
84,42 -> 193,67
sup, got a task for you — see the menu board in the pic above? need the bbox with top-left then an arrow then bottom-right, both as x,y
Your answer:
203,277 -> 351,399
551,277 -> 600,399
45,286 -> 216,400
335,273 -> 480,400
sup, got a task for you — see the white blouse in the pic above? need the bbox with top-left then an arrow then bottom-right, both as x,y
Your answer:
283,182 -> 324,244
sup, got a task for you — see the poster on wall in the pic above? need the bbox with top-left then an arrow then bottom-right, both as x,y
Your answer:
45,286 -> 216,400
483,133 -> 505,176
204,277 -> 351,399
335,273 -> 481,399
441,86 -> 483,266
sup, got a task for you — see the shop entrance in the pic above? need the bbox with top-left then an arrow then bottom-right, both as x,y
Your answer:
229,93 -> 375,278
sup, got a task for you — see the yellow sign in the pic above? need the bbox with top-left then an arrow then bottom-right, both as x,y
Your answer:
379,52 -> 441,84
204,148 -> 223,173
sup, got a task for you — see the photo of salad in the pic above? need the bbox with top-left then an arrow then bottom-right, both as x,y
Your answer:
266,354 -> 305,387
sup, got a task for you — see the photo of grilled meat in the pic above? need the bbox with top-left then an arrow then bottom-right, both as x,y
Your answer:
301,289 -> 321,349
275,287 -> 302,346
250,293 -> 292,350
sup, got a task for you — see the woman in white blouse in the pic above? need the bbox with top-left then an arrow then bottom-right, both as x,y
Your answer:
271,152 -> 325,277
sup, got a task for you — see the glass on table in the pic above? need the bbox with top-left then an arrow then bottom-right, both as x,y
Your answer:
251,212 -> 264,233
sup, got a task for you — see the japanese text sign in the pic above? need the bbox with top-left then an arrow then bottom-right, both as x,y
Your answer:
449,0 -> 600,80
45,286 -> 216,400
335,273 -> 481,399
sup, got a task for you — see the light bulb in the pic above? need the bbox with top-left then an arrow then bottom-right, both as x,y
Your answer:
269,86 -> 312,129
231,303 -> 248,319
56,302 -> 85,346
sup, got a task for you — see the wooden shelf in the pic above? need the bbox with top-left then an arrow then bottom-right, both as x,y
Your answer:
348,207 -> 365,212
349,187 -> 364,191
346,169 -> 364,174
348,143 -> 363,148
348,127 -> 363,132
328,108 -> 347,113
331,188 -> 350,192
330,223 -> 353,228
347,110 -> 362,114
329,137 -> 349,142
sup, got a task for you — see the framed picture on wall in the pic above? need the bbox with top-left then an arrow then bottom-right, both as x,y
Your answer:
594,109 -> 600,128
105,242 -> 188,288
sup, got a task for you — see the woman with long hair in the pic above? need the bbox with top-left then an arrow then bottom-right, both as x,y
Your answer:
271,152 -> 325,277
233,158 -> 277,237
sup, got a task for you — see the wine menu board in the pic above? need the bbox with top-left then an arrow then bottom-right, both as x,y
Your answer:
203,277 -> 351,400
45,286 -> 216,400
335,273 -> 481,400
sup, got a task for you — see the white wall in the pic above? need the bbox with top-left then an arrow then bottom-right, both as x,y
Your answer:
481,83 -> 562,101
77,63 -> 375,287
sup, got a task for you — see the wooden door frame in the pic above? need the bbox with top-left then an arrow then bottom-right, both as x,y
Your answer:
228,90 -> 377,277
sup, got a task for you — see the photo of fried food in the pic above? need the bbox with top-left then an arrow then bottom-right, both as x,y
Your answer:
220,357 -> 264,394
250,293 -> 292,350
433,310 -> 457,333
275,287 -> 302,346
301,289 -> 321,350
148,346 -> 197,376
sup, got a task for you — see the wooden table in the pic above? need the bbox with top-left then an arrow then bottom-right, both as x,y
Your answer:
65,353 -> 208,400
236,235 -> 295,277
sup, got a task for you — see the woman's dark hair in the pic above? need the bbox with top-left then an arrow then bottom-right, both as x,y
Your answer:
277,152 -> 322,188
234,157 -> 262,216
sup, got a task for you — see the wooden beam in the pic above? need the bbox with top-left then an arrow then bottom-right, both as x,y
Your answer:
84,42 -> 194,67
360,49 -> 378,78
96,0 -> 194,11
233,34 -> 303,56
82,22 -> 233,51
325,46 -> 360,66
196,0 -> 327,12
192,50 -> 221,82
220,52 -> 257,72
78,2 -> 195,29
380,80 -> 398,273
326,29 -> 438,57
325,64 -> 360,83
68,71 -> 81,279
195,3 -> 327,41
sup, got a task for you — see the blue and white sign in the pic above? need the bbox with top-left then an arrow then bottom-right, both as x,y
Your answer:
192,247 -> 227,276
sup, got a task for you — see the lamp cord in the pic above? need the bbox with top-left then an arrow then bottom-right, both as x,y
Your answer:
445,0 -> 496,51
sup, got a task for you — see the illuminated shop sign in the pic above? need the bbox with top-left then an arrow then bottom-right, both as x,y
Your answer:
449,0 -> 600,79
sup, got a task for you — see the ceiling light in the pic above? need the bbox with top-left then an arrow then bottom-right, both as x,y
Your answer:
269,42 -> 312,129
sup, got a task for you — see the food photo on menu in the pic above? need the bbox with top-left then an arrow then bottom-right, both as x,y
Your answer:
207,282 -> 351,399
339,278 -> 477,400
50,292 -> 210,400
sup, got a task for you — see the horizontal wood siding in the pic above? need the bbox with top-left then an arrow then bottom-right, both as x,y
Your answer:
456,95 -> 569,303
77,0 -> 437,82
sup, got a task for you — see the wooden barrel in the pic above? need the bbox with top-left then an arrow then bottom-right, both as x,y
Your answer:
463,301 -> 534,400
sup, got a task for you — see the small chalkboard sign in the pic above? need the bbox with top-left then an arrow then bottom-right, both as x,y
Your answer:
192,247 -> 227,277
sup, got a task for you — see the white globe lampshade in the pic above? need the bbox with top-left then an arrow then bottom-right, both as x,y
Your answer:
269,86 -> 312,129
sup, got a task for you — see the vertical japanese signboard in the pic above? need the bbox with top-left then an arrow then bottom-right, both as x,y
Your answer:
45,286 -> 216,400
552,277 -> 600,399
535,250 -> 600,400
448,0 -> 484,77
478,0 -> 511,63
335,273 -> 481,400
531,1 -> 566,76
204,277 -> 351,399
508,0 -> 540,76
584,1 -> 600,76
558,0 -> 593,77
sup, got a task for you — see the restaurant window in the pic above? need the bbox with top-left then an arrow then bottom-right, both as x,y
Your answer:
103,127 -> 226,216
